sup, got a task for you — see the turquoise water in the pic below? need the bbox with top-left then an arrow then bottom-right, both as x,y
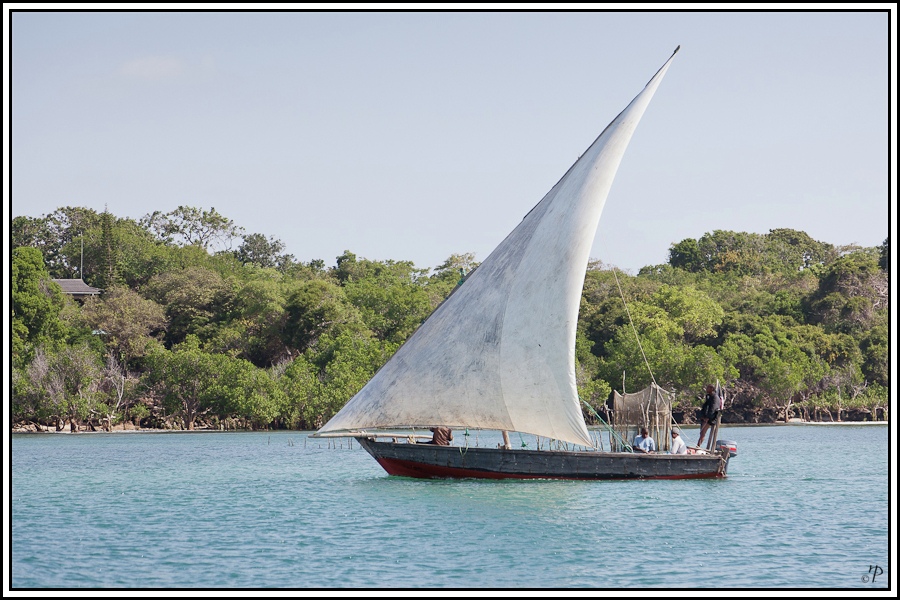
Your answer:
10,424 -> 890,589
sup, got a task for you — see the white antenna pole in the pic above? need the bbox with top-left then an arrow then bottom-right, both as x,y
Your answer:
80,235 -> 84,279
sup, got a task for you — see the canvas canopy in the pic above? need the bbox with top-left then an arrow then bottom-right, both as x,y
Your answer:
610,383 -> 675,452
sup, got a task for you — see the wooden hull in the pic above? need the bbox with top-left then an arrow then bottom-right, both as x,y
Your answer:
356,437 -> 728,480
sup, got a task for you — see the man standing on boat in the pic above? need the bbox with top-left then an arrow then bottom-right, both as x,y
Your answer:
633,427 -> 656,453
697,385 -> 721,446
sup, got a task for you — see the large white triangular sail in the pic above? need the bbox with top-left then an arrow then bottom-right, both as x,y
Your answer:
317,48 -> 680,447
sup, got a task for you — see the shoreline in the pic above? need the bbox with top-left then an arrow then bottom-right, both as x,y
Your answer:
11,420 -> 890,435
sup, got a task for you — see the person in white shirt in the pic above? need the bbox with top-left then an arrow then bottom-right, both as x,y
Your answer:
669,429 -> 687,454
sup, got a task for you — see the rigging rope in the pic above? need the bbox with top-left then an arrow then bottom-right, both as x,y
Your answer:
613,268 -> 657,387
611,271 -> 707,451
581,399 -> 633,453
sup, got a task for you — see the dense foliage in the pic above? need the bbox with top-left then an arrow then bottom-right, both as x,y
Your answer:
11,207 -> 889,431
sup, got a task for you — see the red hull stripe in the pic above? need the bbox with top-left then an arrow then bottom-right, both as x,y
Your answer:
375,457 -> 725,481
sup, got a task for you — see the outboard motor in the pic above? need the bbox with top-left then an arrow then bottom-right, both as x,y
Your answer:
716,439 -> 737,458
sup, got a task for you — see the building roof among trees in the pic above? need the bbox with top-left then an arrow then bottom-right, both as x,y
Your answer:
52,279 -> 102,297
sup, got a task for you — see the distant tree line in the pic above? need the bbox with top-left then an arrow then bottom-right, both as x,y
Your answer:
11,206 -> 889,432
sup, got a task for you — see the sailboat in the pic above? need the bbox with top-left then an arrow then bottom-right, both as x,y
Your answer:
313,46 -> 731,480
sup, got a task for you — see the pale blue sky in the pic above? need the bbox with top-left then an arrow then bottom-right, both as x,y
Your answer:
8,8 -> 894,273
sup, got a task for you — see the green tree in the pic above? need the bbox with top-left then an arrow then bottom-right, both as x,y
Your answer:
143,336 -> 236,429
649,284 -> 724,344
333,250 -> 362,284
93,208 -> 120,289
277,354 -> 323,429
716,315 -> 842,418
757,354 -> 805,420
143,266 -> 232,345
579,266 -> 660,358
80,285 -> 168,367
426,253 -> 479,308
595,301 -> 684,393
764,228 -> 836,272
283,279 -> 363,353
668,238 -> 703,272
97,353 -> 140,430
12,207 -> 101,278
31,345 -> 103,431
575,330 -> 612,420
343,261 -> 432,343
756,343 -> 829,422
12,247 -> 68,366
234,233 -> 294,270
858,321 -> 888,387
12,364 -> 53,427
668,231 -> 765,274
677,344 -> 733,398
224,360 -> 285,428
207,272 -> 292,367
98,217 -> 211,288
140,206 -> 244,251
805,250 -> 886,334
276,330 -> 398,429
309,331 -> 398,427
431,253 -> 479,280
667,229 -> 837,277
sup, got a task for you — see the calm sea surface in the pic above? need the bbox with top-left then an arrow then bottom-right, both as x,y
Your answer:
10,424 -> 891,590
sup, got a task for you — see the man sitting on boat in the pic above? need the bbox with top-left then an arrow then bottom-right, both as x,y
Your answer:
633,427 -> 656,453
670,429 -> 687,454
424,426 -> 453,446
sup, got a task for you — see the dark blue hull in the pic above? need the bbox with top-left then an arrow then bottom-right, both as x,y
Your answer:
357,437 -> 728,480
